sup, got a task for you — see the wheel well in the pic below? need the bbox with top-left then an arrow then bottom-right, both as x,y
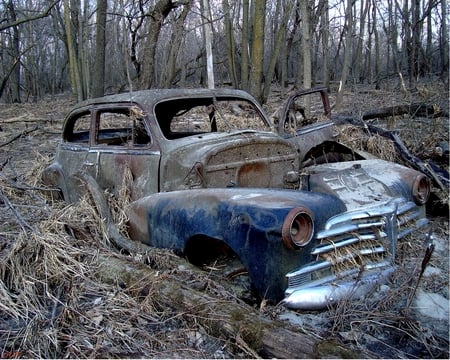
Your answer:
302,140 -> 365,167
184,235 -> 236,266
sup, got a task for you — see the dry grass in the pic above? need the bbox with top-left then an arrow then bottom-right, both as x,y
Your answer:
106,165 -> 133,237
326,226 -> 449,358
337,125 -> 400,162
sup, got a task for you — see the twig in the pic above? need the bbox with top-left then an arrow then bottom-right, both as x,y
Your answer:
0,187 -> 36,233
0,126 -> 39,148
405,231 -> 435,312
0,170 -> 58,194
424,162 -> 447,192
0,172 -> 52,215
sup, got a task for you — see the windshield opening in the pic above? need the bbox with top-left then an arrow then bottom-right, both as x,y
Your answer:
155,97 -> 272,139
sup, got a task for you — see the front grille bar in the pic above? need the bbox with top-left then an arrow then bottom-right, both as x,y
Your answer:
286,260 -> 393,291
286,198 -> 428,295
311,233 -> 385,255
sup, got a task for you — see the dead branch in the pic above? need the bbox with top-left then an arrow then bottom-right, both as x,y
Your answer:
2,114 -> 49,123
0,170 -> 59,194
0,1 -> 59,31
0,126 -> 38,148
0,187 -> 35,233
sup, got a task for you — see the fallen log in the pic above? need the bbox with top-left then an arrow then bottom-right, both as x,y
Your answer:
94,253 -> 373,359
362,103 -> 448,120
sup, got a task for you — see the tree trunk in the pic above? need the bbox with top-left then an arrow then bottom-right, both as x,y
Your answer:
409,0 -> 421,88
240,0 -> 250,91
7,0 -> 21,103
223,0 -> 238,88
321,0 -> 329,88
64,0 -> 83,101
361,103 -> 448,120
161,2 -> 190,87
92,0 -> 107,98
425,1 -> 433,74
81,0 -> 90,99
138,0 -> 175,89
285,2 -> 300,88
386,0 -> 407,91
301,0 -> 311,116
440,0 -> 449,81
335,0 -> 353,111
262,0 -> 293,102
354,0 -> 369,83
372,0 -> 380,89
202,0 -> 215,89
0,59 -> 19,100
249,0 -> 266,102
280,24 -> 288,93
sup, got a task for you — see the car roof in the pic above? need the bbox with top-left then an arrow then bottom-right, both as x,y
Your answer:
71,88 -> 260,110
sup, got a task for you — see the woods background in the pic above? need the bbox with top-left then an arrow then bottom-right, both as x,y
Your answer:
0,0 -> 448,106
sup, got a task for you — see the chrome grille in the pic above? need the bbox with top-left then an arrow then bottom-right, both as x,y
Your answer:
286,198 -> 428,293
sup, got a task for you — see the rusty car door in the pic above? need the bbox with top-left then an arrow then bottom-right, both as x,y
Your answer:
89,105 -> 160,200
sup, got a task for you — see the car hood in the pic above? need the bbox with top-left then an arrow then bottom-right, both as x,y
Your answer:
303,159 -> 425,210
160,130 -> 300,191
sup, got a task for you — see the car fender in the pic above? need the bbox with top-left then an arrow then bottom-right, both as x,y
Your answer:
127,188 -> 346,300
42,162 -> 70,201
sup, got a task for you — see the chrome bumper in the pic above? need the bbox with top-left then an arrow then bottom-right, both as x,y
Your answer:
282,267 -> 395,310
282,198 -> 428,310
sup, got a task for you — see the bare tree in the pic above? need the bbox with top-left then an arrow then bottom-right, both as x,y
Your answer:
262,0 -> 293,102
222,0 -> 238,88
371,0 -> 380,89
0,0 -> 448,102
353,0 -> 370,82
441,0 -> 449,82
300,0 -> 312,91
335,0 -> 354,111
63,0 -> 84,101
160,2 -> 191,87
249,0 -> 266,102
320,0 -> 330,88
92,0 -> 107,98
138,0 -> 178,89
5,0 -> 21,102
0,0 -> 58,31
240,0 -> 250,91
201,0 -> 214,88
409,0 -> 421,88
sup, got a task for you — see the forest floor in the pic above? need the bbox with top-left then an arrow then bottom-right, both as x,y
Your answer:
0,80 -> 449,358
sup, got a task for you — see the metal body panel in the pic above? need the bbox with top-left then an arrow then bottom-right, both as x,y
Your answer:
159,131 -> 299,191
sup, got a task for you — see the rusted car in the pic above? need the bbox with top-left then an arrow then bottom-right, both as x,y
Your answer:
43,87 -> 430,310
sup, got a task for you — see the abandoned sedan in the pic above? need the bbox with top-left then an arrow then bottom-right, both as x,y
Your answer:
43,88 -> 430,310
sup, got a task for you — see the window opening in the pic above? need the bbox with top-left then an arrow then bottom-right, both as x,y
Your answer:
96,108 -> 150,146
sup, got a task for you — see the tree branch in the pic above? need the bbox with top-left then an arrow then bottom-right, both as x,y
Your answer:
0,1 -> 60,31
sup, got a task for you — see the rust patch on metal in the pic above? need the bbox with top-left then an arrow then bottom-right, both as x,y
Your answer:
237,162 -> 270,187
